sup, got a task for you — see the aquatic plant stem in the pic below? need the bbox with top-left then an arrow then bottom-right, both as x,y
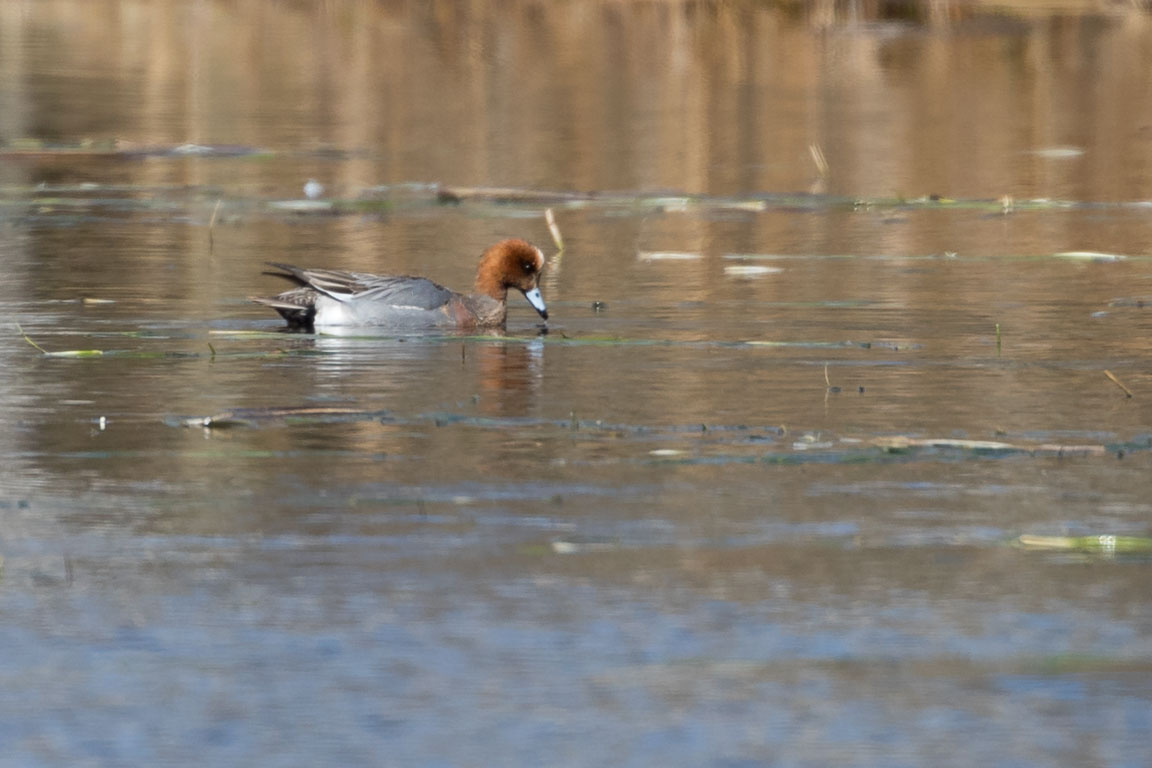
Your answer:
809,144 -> 828,177
15,323 -> 48,354
15,323 -> 103,357
209,198 -> 222,250
545,207 -> 564,251
1104,369 -> 1134,398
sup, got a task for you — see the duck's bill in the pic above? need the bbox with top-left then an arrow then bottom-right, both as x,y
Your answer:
524,287 -> 548,320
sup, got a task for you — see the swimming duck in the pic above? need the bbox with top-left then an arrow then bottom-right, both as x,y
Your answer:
252,238 -> 548,330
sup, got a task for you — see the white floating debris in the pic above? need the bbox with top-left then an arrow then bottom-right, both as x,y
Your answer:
874,437 -> 1018,451
793,441 -> 834,451
648,449 -> 684,456
303,179 -> 325,199
269,200 -> 334,213
1052,251 -> 1127,262
715,200 -> 767,212
551,538 -> 620,554
171,143 -> 214,155
637,251 -> 702,262
647,197 -> 693,211
724,265 -> 783,277
723,253 -> 856,261
1031,146 -> 1084,158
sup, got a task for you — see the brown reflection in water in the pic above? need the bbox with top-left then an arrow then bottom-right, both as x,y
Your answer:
472,340 -> 544,418
2,0 -> 1151,319
1,0 -> 1151,465
1,0 -> 1150,201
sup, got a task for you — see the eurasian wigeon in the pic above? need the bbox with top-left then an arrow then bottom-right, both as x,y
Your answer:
252,238 -> 548,330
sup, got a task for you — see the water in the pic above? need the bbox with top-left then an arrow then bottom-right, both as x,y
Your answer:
2,1 -> 1152,765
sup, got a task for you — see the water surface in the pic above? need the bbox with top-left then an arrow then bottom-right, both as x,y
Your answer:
2,1 -> 1152,765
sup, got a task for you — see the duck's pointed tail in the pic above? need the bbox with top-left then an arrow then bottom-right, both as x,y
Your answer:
250,291 -> 316,329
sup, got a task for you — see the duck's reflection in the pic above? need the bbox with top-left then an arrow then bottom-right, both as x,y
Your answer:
473,334 -> 545,418
290,326 -> 547,418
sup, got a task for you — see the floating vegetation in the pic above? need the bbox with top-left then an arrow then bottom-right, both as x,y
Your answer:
1052,251 -> 1127,261
267,200 -> 336,213
183,406 -> 384,429
1104,370 -> 1135,398
1029,146 -> 1085,159
549,537 -> 622,555
744,340 -> 881,349
809,143 -> 829,180
16,324 -> 339,361
435,185 -> 592,205
169,395 -> 1152,468
873,437 -> 1109,457
637,251 -> 703,262
723,253 -> 856,261
1015,535 -> 1152,554
723,265 -> 783,277
5,179 -> 1152,228
207,329 -> 300,339
24,323 -> 900,365
0,145 -> 1106,242
0,138 -> 274,158
17,323 -> 104,357
1107,296 -> 1152,308
545,207 -> 564,251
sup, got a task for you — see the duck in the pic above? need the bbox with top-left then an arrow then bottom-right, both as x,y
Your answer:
251,238 -> 548,330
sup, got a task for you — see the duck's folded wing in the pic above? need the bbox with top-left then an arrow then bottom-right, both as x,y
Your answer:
264,263 -> 367,297
265,263 -> 453,310
345,275 -> 454,310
